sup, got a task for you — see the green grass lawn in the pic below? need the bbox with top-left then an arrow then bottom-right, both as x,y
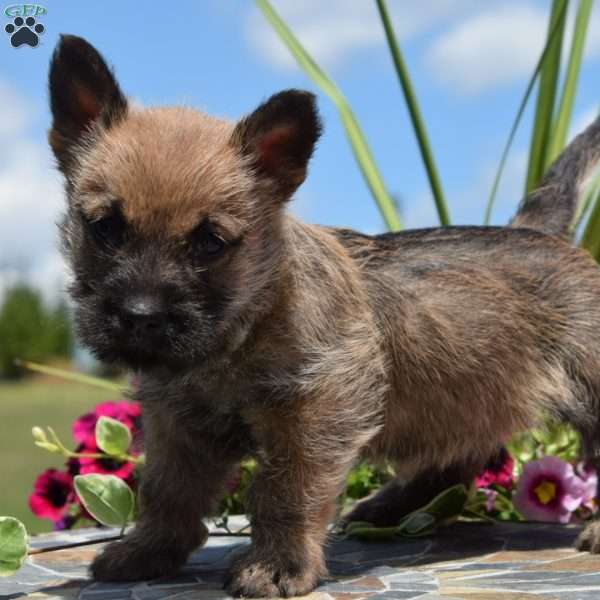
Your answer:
0,377 -> 121,533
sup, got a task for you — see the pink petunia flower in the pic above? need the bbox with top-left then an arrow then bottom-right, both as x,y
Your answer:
73,400 -> 142,448
476,448 -> 515,490
29,469 -> 75,522
514,456 -> 587,523
78,440 -> 138,480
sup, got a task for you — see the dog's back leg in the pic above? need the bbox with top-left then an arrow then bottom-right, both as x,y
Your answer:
340,459 -> 485,528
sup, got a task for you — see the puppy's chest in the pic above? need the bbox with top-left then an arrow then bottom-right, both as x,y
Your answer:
158,357 -> 292,416
146,361 -> 296,457
195,365 -> 263,412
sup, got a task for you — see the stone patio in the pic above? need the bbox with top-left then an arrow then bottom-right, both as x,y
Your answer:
4,516 -> 600,599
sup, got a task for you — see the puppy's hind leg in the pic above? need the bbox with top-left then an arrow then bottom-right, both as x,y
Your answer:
341,459 -> 483,529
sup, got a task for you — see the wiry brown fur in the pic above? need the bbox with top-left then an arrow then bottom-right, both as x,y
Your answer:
511,114 -> 600,237
50,35 -> 600,597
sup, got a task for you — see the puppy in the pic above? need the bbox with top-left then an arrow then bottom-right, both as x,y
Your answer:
49,35 -> 600,597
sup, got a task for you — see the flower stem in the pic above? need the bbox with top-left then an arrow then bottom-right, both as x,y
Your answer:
44,427 -> 145,464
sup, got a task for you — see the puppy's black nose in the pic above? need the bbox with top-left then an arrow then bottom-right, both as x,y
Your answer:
120,296 -> 166,339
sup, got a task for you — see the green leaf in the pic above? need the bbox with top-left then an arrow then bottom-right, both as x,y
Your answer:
344,520 -> 377,535
345,524 -> 400,541
416,483 -> 469,519
394,484 -> 468,537
345,484 -> 468,541
507,431 -> 537,464
461,508 -> 496,523
580,167 -> 600,260
532,427 -> 551,445
74,474 -> 134,528
484,2 -> 570,224
0,517 -> 28,577
397,511 -> 436,536
256,0 -> 401,231
575,159 -> 600,229
524,0 -> 568,193
547,0 -> 593,165
375,0 -> 450,226
95,416 -> 132,456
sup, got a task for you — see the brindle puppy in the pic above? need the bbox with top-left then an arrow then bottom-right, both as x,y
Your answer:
48,35 -> 600,598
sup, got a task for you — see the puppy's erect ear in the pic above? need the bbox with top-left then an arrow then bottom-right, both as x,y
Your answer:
48,34 -> 127,172
231,90 -> 322,199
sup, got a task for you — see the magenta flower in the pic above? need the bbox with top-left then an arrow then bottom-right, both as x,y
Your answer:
476,448 -> 515,490
514,456 -> 587,523
78,440 -> 138,480
29,469 -> 74,522
73,400 -> 142,447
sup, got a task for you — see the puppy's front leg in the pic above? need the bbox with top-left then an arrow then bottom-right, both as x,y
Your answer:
91,406 -> 244,582
226,405 -> 360,598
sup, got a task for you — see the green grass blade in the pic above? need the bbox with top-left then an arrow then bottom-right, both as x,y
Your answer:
375,0 -> 450,226
547,0 -> 594,165
579,168 -> 600,258
256,0 -> 402,231
16,359 -> 126,393
484,3 -> 570,224
524,0 -> 568,193
574,124 -> 600,229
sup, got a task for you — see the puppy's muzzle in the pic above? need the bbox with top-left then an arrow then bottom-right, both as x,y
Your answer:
119,295 -> 168,341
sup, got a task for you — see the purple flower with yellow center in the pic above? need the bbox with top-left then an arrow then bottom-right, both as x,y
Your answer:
514,456 -> 587,523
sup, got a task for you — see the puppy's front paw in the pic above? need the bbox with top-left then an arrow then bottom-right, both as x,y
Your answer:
91,539 -> 184,582
225,552 -> 323,598
576,521 -> 600,554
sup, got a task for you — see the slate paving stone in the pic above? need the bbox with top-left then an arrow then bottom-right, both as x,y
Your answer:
368,592 -> 425,599
4,519 -> 600,599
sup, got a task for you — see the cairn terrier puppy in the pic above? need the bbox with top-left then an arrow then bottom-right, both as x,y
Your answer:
50,35 -> 600,597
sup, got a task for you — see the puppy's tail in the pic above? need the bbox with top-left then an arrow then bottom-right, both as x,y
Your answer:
510,114 -> 600,238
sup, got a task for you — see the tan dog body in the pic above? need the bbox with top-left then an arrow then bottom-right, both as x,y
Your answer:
48,36 -> 600,597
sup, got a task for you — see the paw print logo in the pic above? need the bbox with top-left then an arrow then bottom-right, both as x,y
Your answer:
5,16 -> 45,48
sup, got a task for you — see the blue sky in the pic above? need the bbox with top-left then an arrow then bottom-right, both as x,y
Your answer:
0,0 -> 599,299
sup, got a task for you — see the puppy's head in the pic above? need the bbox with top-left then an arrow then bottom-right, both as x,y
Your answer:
49,35 -> 321,370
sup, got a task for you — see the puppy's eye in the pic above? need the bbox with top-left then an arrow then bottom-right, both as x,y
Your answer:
88,210 -> 126,247
190,224 -> 230,263
195,231 -> 227,259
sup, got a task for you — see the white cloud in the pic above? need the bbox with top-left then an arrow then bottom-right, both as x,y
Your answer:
0,80 -> 30,137
426,3 -> 547,94
246,0 -> 478,71
247,1 -> 600,94
426,1 -> 600,95
0,79 -> 68,303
